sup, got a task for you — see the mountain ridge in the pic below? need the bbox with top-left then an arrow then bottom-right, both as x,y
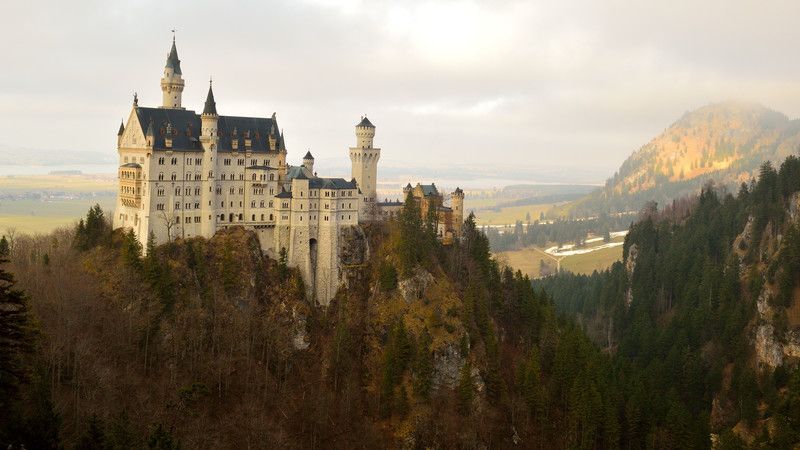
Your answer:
573,101 -> 800,215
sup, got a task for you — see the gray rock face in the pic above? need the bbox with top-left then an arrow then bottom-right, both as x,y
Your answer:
624,243 -> 638,307
432,342 -> 464,390
398,266 -> 435,303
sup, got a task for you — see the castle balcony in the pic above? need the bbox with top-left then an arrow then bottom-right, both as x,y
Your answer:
119,163 -> 143,208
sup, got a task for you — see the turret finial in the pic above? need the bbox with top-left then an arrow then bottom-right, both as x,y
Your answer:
133,92 -> 138,107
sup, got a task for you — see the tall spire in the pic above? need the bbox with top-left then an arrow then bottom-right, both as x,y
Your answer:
203,78 -> 217,115
117,120 -> 125,136
165,33 -> 182,75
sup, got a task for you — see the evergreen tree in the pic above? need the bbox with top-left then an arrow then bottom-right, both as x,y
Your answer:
0,260 -> 36,413
0,235 -> 9,257
458,361 -> 473,415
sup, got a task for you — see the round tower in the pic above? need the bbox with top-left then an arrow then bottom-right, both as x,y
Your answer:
349,116 -> 380,218
451,187 -> 465,236
355,115 -> 375,148
160,37 -> 185,109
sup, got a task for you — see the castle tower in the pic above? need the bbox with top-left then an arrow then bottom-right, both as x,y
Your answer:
303,150 -> 314,175
349,116 -> 380,218
160,37 -> 185,109
451,187 -> 465,236
200,80 -> 219,237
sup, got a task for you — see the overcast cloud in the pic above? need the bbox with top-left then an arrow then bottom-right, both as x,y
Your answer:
1,0 -> 799,181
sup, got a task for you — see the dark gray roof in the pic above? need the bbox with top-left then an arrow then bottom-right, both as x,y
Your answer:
165,39 -> 181,74
120,162 -> 141,168
356,116 -> 375,128
454,187 -> 464,194
378,200 -> 403,206
275,190 -> 292,199
419,184 -> 439,196
202,83 -> 217,115
133,107 -> 282,153
309,177 -> 357,190
286,165 -> 310,180
245,165 -> 277,170
303,151 -> 314,160
117,121 -> 125,136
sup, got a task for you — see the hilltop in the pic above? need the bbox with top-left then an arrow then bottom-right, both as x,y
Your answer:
573,102 -> 800,215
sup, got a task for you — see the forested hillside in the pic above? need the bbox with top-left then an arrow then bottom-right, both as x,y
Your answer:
539,156 -> 800,447
573,102 -> 800,216
0,195 -> 658,448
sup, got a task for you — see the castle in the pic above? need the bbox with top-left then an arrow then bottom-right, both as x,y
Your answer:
113,37 -> 462,305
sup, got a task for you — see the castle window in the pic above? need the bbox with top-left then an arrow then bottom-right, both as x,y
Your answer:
260,200 -> 264,207
194,202 -> 200,209
156,203 -> 164,210
175,188 -> 181,195
224,159 -> 231,166
195,187 -> 201,195
158,173 -> 164,181
171,173 -> 177,181
251,173 -> 256,181
229,187 -> 235,194
251,201 -> 256,208
216,187 -> 222,195
185,203 -> 191,210
208,171 -> 213,178
220,214 -> 225,221
237,159 -> 244,166
157,188 -> 164,196
261,214 -> 264,221
269,201 -> 273,208
185,173 -> 191,180
158,157 -> 165,165
171,157 -> 177,165
195,174 -> 201,181
186,157 -> 192,165
175,202 -> 180,210
252,214 -> 255,221
184,188 -> 190,195
238,214 -> 243,220
239,174 -> 244,181
194,216 -> 201,223
269,174 -> 274,181
251,159 -> 257,165
238,188 -> 244,195
195,158 -> 202,165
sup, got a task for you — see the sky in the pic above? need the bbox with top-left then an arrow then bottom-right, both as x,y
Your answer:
2,0 -> 800,183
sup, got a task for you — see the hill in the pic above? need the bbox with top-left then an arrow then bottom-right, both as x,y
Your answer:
538,156 -> 800,446
573,102 -> 800,215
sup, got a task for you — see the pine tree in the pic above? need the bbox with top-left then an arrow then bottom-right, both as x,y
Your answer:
0,260 -> 36,411
413,331 -> 433,400
0,236 -> 9,257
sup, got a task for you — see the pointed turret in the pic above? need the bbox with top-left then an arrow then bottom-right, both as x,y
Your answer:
202,80 -> 217,116
165,37 -> 182,75
200,79 -> 219,143
117,120 -> 125,148
303,150 -> 314,174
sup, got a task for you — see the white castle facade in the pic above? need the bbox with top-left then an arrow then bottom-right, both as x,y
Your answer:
113,38 -> 380,305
